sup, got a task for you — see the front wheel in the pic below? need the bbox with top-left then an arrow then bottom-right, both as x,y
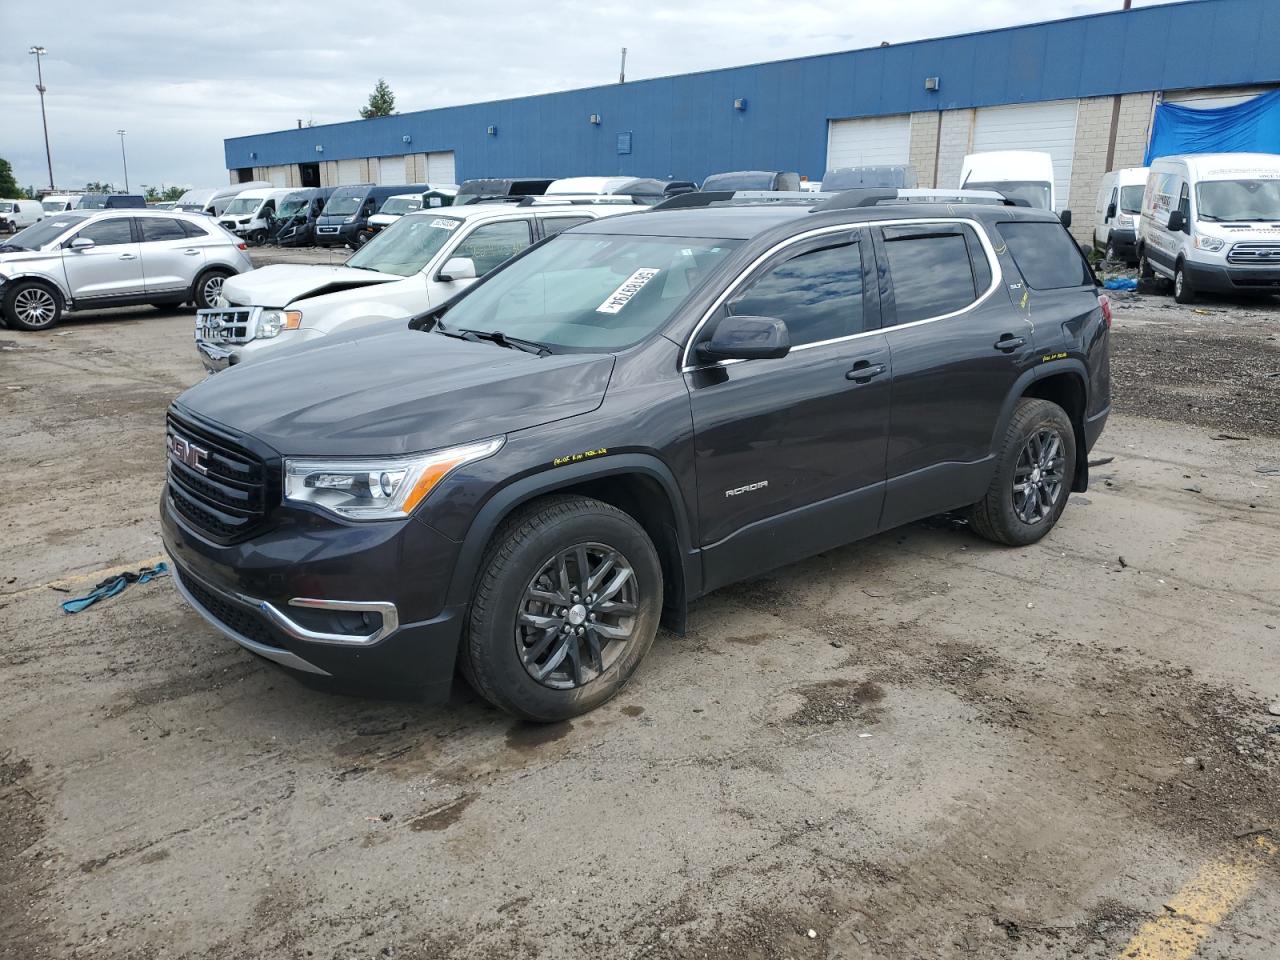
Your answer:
461,495 -> 663,722
968,398 -> 1076,547
3,280 -> 63,331
1174,263 -> 1196,304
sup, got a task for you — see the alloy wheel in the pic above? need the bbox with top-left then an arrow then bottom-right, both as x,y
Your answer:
202,275 -> 225,306
1175,269 -> 1184,299
515,542 -> 639,690
14,287 -> 56,327
1012,428 -> 1066,524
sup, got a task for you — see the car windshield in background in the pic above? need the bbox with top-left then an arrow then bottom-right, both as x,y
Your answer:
4,215 -> 89,250
77,197 -> 107,209
380,197 -> 422,215
1196,179 -> 1280,222
439,234 -> 741,352
345,215 -> 461,276
41,201 -> 68,213
1119,185 -> 1144,213
323,194 -> 364,216
0,203 -> 14,213
276,199 -> 309,218
966,180 -> 1053,210
221,197 -> 260,215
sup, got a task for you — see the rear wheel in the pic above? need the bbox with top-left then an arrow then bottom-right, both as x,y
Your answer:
461,495 -> 663,722
1105,238 -> 1118,263
192,269 -> 232,310
968,398 -> 1076,547
1138,248 -> 1155,278
3,280 -> 63,331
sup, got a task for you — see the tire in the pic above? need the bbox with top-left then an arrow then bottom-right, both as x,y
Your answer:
1105,239 -> 1117,263
968,398 -> 1077,547
1138,248 -> 1154,279
3,279 -> 63,331
192,269 -> 232,310
1174,261 -> 1196,304
461,495 -> 663,722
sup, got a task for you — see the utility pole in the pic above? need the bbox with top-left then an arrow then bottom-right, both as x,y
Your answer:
117,130 -> 129,193
619,47 -> 627,84
29,46 -> 54,192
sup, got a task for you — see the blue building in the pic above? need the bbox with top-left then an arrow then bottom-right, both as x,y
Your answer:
224,0 -> 1280,242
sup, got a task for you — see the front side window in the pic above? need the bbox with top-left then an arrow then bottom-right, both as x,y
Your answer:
451,220 -> 533,276
882,226 -> 988,324
997,221 -> 1091,291
438,233 -> 740,352
726,241 -> 864,346
139,218 -> 188,242
73,218 -> 133,247
540,216 -> 592,237
345,215 -> 461,277
1195,179 -> 1280,222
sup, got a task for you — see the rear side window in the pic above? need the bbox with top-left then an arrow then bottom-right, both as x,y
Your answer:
998,221 -> 1090,290
180,219 -> 210,239
882,225 -> 989,324
727,240 -> 864,345
139,218 -> 188,242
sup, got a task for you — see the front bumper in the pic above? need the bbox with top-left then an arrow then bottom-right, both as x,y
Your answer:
161,489 -> 466,700
314,222 -> 357,246
1183,260 -> 1280,294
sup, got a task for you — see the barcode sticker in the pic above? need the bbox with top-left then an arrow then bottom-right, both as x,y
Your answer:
596,268 -> 660,314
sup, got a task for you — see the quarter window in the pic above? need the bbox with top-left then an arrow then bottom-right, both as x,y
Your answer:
882,226 -> 988,324
72,218 -> 133,247
997,221 -> 1091,290
726,241 -> 864,346
541,216 -> 592,237
452,220 -> 533,276
180,219 -> 210,239
139,218 -> 189,242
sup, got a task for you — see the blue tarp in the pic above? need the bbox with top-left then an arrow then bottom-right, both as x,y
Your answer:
1146,90 -> 1280,164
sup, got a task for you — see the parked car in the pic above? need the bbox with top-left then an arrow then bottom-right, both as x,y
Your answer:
215,187 -> 295,244
76,194 -> 147,210
821,165 -> 919,191
166,194 -> 1109,721
270,187 -> 336,247
960,152 -> 1061,215
361,193 -> 428,243
702,170 -> 802,191
453,178 -> 554,205
40,194 -> 82,213
0,199 -> 45,232
195,200 -> 638,370
1138,153 -> 1280,303
1092,167 -> 1148,265
314,184 -> 430,247
0,209 -> 252,330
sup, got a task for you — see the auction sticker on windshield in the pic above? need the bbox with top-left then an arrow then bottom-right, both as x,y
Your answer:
431,218 -> 459,229
597,268 -> 660,314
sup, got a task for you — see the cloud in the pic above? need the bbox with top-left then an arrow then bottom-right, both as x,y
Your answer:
0,0 -> 1158,192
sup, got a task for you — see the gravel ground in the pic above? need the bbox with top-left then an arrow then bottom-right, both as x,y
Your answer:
0,278 -> 1277,960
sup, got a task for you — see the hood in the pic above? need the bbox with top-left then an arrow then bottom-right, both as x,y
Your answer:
222,263 -> 401,308
0,246 -> 60,267
172,327 -> 615,457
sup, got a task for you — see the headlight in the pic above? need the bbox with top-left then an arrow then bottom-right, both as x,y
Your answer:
1195,235 -> 1225,252
284,437 -> 504,520
1116,214 -> 1134,228
239,218 -> 251,225
256,309 -> 303,338
345,215 -> 356,223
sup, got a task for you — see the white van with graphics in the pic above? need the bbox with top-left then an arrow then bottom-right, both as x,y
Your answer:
1092,166 -> 1148,264
1138,153 -> 1280,303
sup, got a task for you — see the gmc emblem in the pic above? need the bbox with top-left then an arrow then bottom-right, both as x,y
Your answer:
167,432 -> 209,475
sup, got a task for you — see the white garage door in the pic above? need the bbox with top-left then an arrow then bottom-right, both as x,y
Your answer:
972,99 -> 1079,209
266,165 -> 289,188
826,115 -> 911,172
426,151 -> 456,185
376,155 -> 407,185
336,159 -> 364,185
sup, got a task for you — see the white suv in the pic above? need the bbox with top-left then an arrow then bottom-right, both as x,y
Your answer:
0,209 -> 253,331
195,199 -> 641,371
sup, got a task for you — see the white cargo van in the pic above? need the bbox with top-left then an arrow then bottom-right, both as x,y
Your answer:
1138,153 -> 1280,303
215,187 -> 294,243
960,151 -> 1058,211
41,194 -> 82,213
0,199 -> 44,232
1092,166 -> 1148,264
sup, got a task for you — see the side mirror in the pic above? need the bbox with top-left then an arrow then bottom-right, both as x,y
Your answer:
437,256 -> 477,282
697,315 -> 791,362
69,237 -> 96,251
1059,209 -> 1073,229
1167,210 -> 1187,233
1105,203 -> 1116,221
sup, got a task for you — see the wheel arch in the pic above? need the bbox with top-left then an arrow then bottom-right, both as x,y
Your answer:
992,361 -> 1091,492
445,454 -> 698,633
2,271 -> 71,306
189,264 -> 235,302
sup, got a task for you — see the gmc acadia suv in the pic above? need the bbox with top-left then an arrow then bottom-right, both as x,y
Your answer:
161,193 -> 1110,721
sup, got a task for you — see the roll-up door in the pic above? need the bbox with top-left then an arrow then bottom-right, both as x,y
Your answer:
972,99 -> 1079,209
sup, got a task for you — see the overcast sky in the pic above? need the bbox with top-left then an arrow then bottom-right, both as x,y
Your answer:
0,0 -> 1163,193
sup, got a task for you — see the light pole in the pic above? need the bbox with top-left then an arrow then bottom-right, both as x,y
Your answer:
29,46 -> 54,192
117,130 -> 129,193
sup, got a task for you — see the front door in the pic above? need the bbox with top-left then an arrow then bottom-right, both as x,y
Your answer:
60,216 -> 144,301
685,230 -> 891,591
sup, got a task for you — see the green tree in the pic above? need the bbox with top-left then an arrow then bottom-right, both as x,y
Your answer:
359,79 -> 397,119
143,185 -> 161,202
163,186 -> 186,202
84,180 -> 115,193
0,158 -> 20,198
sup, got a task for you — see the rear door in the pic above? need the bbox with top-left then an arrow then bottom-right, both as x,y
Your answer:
138,216 -> 204,295
60,216 -> 144,300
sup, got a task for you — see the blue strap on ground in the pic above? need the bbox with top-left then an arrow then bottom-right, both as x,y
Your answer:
62,562 -> 169,614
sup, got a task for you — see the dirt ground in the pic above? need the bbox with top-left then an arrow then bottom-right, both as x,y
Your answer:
1,267 -> 1277,960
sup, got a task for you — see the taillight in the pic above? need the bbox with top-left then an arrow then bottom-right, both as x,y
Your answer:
1098,293 -> 1112,329
237,242 -> 247,251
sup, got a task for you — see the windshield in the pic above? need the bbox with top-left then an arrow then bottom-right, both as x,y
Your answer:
1119,185 -> 1144,214
0,203 -> 14,213
323,193 -> 365,216
276,198 -> 310,218
222,197 -> 261,215
5,214 -> 89,250
78,196 -> 107,209
703,172 -> 776,191
1196,179 -> 1280,222
42,200 -> 69,212
965,180 -> 1052,210
345,215 -> 461,276
439,233 -> 741,352
380,197 -> 422,215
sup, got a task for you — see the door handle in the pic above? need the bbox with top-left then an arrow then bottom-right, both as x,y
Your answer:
118,253 -> 137,260
994,334 -> 1026,352
846,360 -> 887,383
183,249 -> 201,255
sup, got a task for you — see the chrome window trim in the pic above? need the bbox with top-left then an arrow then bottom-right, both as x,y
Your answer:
680,216 -> 1004,372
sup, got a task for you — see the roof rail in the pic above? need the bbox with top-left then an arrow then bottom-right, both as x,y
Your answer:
517,194 -> 643,206
650,191 -> 735,210
809,187 -> 1028,212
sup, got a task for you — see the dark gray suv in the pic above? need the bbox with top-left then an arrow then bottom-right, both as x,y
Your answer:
161,193 -> 1110,721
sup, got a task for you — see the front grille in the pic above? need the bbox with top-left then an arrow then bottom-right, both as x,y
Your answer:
166,414 -> 270,542
178,569 -> 285,650
197,307 -> 255,344
1227,242 -> 1280,265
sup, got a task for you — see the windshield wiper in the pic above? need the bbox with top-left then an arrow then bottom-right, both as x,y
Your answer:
432,319 -> 551,356
0,243 -> 27,253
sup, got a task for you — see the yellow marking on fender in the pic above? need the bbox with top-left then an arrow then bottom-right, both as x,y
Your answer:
0,553 -> 168,601
1117,836 -> 1276,959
